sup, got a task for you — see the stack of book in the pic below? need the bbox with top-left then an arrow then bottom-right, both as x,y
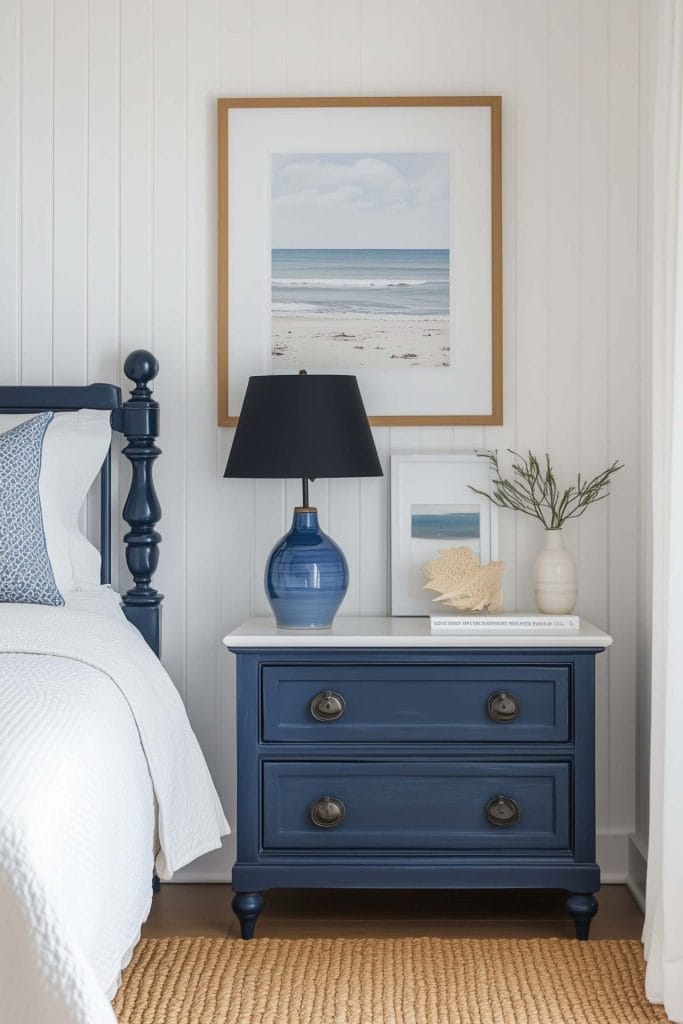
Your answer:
430,613 -> 580,634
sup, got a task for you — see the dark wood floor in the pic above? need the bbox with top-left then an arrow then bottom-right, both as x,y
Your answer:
143,884 -> 643,941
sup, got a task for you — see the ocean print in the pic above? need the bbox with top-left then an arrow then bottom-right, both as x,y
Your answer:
271,153 -> 451,371
408,502 -> 483,589
272,249 -> 449,318
410,505 -> 480,540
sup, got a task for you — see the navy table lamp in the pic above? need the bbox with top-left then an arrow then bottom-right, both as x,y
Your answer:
224,371 -> 383,629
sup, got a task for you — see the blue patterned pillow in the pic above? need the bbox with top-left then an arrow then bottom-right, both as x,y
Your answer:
0,412 -> 64,605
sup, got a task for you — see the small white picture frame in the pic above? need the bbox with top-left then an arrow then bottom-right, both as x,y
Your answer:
390,453 -> 499,616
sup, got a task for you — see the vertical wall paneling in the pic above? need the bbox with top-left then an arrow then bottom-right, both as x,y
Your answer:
483,0 -> 518,611
52,0 -> 88,384
185,0 -> 221,782
329,0 -> 362,93
545,1 -> 585,824
607,0 -> 640,839
421,0 -> 455,94
513,0 -> 549,610
251,480 -> 286,616
283,477 -> 300,520
578,0 -> 611,834
314,0 -> 333,95
1,0 -> 644,881
451,0 -> 485,95
21,0 -> 53,384
359,426 -> 390,615
448,0 -> 486,459
251,0 -> 285,95
389,0 -> 422,92
216,449 -> 250,872
151,0 -> 188,697
329,478 -> 362,615
216,2 -> 253,872
359,0 -> 389,94
634,0 -> 658,880
284,0 -> 318,94
85,0 -> 120,556
87,0 -> 119,385
220,0 -> 252,95
0,0 -> 20,384
120,0 -> 153,351
546,1 -> 581,510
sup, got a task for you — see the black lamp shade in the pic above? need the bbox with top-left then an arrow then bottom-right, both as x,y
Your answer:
224,374 -> 383,480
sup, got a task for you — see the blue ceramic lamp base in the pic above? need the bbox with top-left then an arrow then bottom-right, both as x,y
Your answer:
265,508 -> 349,629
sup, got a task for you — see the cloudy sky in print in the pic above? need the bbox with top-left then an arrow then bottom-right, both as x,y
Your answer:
271,152 -> 450,250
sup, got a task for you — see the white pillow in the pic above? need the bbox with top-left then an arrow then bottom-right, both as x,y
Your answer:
0,410 -> 112,593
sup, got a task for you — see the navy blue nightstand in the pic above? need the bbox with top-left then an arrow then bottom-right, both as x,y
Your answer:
225,617 -> 611,940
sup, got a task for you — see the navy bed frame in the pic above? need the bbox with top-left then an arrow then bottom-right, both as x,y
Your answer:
0,350 -> 163,656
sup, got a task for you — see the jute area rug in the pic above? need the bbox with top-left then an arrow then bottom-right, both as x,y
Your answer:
113,936 -> 670,1024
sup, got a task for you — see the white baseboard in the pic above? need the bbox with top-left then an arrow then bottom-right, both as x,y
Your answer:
168,832 -> 634,885
597,830 -> 631,882
626,833 -> 648,910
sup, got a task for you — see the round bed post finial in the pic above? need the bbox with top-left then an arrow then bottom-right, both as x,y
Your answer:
124,349 -> 159,399
119,349 -> 163,656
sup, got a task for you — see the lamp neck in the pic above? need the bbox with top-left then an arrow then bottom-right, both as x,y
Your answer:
291,507 -> 319,532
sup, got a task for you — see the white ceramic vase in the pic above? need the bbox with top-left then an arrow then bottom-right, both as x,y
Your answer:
533,529 -> 577,614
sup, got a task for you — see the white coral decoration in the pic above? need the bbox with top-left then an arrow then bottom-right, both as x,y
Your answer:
422,547 -> 505,612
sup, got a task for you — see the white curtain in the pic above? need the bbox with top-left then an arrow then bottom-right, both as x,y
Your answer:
643,1 -> 683,1020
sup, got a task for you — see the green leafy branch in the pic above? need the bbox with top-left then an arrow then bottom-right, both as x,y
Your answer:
469,450 -> 623,530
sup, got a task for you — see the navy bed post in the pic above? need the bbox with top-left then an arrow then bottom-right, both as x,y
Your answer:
113,351 -> 163,656
0,354 -> 163,657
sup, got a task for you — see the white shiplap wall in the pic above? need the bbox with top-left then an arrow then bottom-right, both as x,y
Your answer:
630,0 -> 659,907
0,0 -> 641,881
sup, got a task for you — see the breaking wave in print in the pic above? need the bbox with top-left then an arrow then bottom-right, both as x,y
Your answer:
272,248 -> 449,317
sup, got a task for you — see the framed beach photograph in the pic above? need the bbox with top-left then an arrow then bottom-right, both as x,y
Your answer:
217,97 -> 502,426
390,453 -> 499,616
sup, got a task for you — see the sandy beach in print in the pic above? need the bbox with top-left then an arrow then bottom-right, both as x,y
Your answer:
270,153 -> 451,372
271,313 -> 449,369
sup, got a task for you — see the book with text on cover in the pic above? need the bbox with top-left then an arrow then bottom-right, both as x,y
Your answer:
430,613 -> 580,633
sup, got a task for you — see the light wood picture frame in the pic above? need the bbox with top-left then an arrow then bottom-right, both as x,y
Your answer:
217,96 -> 503,427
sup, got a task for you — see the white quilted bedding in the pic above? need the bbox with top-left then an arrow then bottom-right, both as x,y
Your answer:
0,594 -> 230,1024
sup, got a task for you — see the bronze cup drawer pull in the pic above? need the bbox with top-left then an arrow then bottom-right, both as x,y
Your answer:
310,690 -> 346,722
310,796 -> 346,828
486,690 -> 520,722
486,795 -> 519,827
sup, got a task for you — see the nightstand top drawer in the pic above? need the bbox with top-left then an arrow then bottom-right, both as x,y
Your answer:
263,761 -> 571,852
225,616 -> 612,649
262,664 -> 570,743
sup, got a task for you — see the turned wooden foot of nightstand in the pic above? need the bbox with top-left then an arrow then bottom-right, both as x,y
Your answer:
231,892 -> 264,940
566,891 -> 600,940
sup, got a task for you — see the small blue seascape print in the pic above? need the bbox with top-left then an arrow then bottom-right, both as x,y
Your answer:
410,504 -> 480,541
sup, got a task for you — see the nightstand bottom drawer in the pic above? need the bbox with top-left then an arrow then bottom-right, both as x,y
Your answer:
262,761 -> 570,852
